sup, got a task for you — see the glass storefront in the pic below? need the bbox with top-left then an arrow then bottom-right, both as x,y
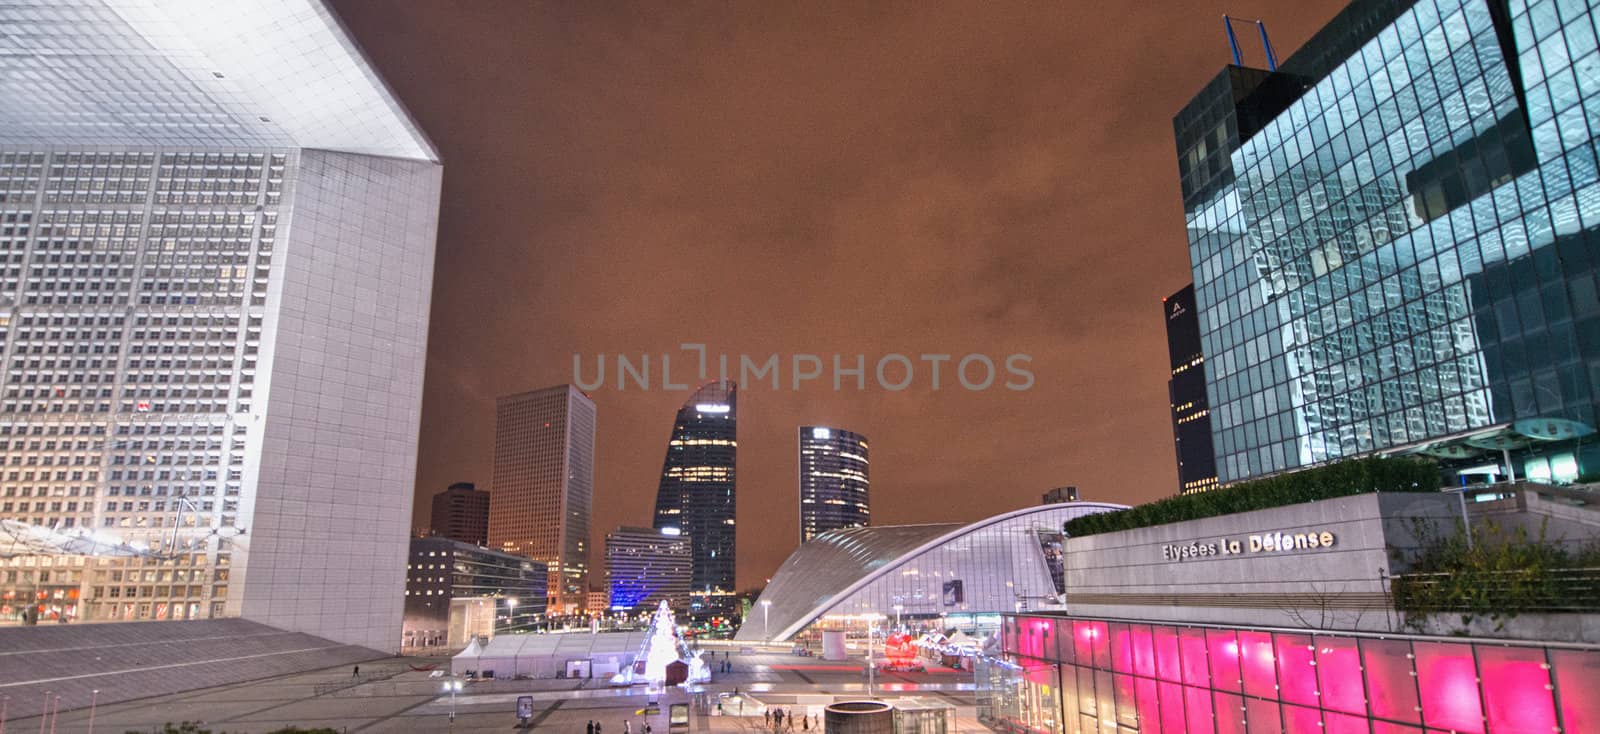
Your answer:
985,613 -> 1600,733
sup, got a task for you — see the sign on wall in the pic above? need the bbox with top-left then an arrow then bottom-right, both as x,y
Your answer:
1161,529 -> 1337,561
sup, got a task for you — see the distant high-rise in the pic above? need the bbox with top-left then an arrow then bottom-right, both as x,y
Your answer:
798,426 -> 870,543
429,482 -> 490,546
0,0 -> 441,652
605,526 -> 692,614
1042,486 -> 1080,504
651,380 -> 737,617
1164,285 -> 1218,494
489,385 -> 595,612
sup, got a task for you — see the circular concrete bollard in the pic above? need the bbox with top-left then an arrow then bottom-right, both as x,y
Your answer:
824,700 -> 894,734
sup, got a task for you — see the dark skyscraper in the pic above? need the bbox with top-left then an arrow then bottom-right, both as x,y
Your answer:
798,426 -> 870,543
1164,285 -> 1218,494
652,380 -> 737,617
429,482 -> 491,545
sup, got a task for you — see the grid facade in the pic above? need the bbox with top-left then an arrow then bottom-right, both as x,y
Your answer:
487,385 -> 595,612
403,536 -> 547,648
798,425 -> 870,543
604,526 -> 691,614
1164,285 -> 1219,494
651,380 -> 737,618
0,0 -> 442,652
1181,0 -> 1600,484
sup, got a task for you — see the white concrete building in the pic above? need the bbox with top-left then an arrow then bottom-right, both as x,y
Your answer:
0,0 -> 441,652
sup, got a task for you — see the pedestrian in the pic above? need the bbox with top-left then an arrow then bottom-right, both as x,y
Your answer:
765,710 -> 772,726
775,708 -> 784,729
596,722 -> 603,734
644,722 -> 652,734
351,665 -> 359,679
803,714 -> 809,731
624,720 -> 631,734
587,722 -> 595,734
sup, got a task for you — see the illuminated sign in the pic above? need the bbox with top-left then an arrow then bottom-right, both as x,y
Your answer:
660,527 -> 681,536
695,403 -> 730,413
1162,529 -> 1337,561
811,427 -> 831,439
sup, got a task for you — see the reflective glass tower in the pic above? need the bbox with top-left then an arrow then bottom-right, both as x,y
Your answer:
1177,0 -> 1600,486
0,0 -> 440,651
798,426 -> 870,543
651,380 -> 736,617
604,526 -> 691,614
488,385 -> 595,613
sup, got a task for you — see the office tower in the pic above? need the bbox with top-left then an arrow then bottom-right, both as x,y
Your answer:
488,385 -> 595,613
651,380 -> 736,617
1164,285 -> 1219,494
0,0 -> 440,651
429,482 -> 490,546
1041,486 -> 1080,504
604,526 -> 691,614
403,536 -> 547,649
797,426 -> 870,543
1176,0 -> 1600,486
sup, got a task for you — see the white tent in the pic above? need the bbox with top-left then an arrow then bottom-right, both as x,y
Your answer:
463,630 -> 652,679
449,637 -> 485,676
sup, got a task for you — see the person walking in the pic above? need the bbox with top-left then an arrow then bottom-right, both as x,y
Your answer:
624,720 -> 631,734
587,722 -> 595,734
765,710 -> 772,727
351,665 -> 360,679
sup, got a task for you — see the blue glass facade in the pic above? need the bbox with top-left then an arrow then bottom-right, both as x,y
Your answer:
1179,0 -> 1600,484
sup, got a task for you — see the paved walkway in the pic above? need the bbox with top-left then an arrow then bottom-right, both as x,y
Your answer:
5,651 -> 992,732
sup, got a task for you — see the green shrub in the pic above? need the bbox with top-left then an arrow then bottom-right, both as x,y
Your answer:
1062,456 -> 1440,537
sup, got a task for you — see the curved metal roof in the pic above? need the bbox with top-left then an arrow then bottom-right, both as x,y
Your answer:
743,523 -> 963,640
739,502 -> 1127,642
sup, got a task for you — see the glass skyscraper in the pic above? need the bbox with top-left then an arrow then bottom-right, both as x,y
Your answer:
488,385 -> 595,613
1164,285 -> 1220,494
604,525 -> 691,614
1177,0 -> 1600,486
797,425 -> 870,543
0,0 -> 440,651
651,380 -> 736,618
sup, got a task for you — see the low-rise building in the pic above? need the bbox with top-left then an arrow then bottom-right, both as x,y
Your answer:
403,537 -> 547,651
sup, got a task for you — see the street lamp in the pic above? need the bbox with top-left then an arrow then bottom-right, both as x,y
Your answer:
506,597 -> 519,631
87,690 -> 99,734
864,613 -> 882,699
443,678 -> 463,728
893,603 -> 903,633
761,599 -> 772,641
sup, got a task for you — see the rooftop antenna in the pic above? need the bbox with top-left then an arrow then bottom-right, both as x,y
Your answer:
1223,15 -> 1279,71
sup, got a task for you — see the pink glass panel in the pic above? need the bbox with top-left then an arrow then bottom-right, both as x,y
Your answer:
1552,649 -> 1600,734
1239,630 -> 1278,699
1158,681 -> 1186,733
1207,628 -> 1242,693
1180,628 -> 1210,687
1018,618 -> 1052,659
1109,623 -> 1132,673
1090,621 -> 1111,670
1056,619 -> 1076,665
1478,645 -> 1555,734
1371,724 -> 1423,734
1183,685 -> 1213,732
1283,703 -> 1322,734
1074,621 -> 1095,667
1360,637 -> 1422,724
1324,711 -> 1371,734
1154,625 -> 1182,683
1315,635 -> 1365,716
1413,641 -> 1485,734
1275,633 -> 1317,706
1130,625 -> 1156,678
1213,692 -> 1245,733
1135,675 -> 1162,734
1245,697 -> 1283,734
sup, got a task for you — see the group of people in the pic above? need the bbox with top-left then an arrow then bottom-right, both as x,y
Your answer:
764,707 -> 815,731
584,720 -> 650,734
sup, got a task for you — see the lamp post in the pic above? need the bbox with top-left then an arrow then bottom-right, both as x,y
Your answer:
1,694 -> 8,734
865,614 -> 880,699
86,690 -> 98,734
761,599 -> 772,641
35,691 -> 47,734
444,678 -> 463,730
892,603 -> 903,633
506,597 -> 519,632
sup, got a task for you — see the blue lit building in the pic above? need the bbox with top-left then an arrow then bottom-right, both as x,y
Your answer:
604,526 -> 691,614
651,380 -> 737,618
1177,0 -> 1600,486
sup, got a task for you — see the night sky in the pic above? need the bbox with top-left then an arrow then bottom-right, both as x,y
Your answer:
329,0 -> 1349,591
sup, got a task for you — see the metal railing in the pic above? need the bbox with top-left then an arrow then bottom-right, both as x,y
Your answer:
1391,566 -> 1600,613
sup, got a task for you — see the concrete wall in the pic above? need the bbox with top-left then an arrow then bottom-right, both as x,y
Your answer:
1063,493 -> 1460,632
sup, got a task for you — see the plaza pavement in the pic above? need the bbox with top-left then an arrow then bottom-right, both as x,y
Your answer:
4,649 -> 991,732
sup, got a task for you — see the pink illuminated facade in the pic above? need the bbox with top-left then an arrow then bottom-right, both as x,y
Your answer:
982,613 -> 1600,733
